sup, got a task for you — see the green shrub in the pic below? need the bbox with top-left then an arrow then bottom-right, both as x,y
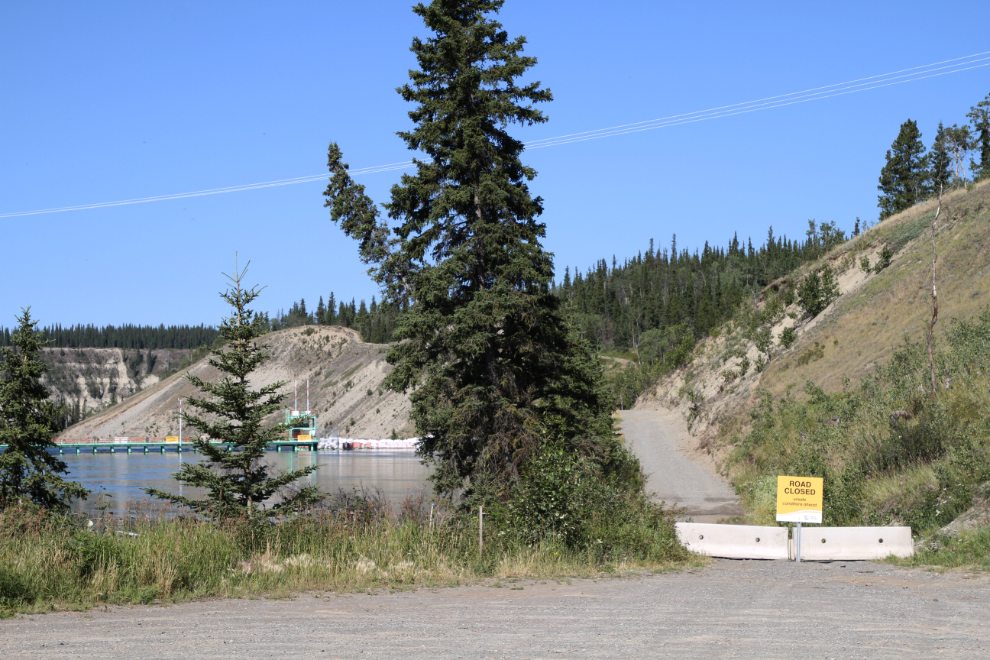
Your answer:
754,327 -> 773,360
797,265 -> 840,317
874,244 -> 894,272
779,327 -> 798,350
500,446 -> 684,561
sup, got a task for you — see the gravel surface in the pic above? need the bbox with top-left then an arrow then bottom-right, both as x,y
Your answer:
621,410 -> 743,518
4,560 -> 988,658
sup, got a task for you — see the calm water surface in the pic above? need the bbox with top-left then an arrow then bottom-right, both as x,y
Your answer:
62,450 -> 432,516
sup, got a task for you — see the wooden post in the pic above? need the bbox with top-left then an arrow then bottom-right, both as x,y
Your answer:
479,506 -> 484,558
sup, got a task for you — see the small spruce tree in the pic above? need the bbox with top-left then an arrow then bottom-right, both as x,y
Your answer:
0,309 -> 88,510
316,296 -> 326,325
145,258 -> 322,518
878,119 -> 928,220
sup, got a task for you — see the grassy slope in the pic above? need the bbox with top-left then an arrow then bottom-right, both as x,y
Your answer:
641,180 -> 990,439
763,180 -> 990,398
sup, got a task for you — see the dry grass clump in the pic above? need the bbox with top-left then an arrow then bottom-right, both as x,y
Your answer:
0,486 -> 687,617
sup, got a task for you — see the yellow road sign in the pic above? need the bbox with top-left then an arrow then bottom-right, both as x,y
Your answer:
776,475 -> 823,523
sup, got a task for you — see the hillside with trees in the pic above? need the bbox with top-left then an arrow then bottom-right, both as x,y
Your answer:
61,324 -> 414,441
555,224 -> 847,353
634,178 -> 990,547
878,91 -> 990,220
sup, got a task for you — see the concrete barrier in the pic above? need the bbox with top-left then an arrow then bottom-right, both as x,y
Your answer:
789,526 -> 913,560
675,523 -> 788,560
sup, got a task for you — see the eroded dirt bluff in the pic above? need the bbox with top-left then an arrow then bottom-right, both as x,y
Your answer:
40,346 -> 198,413
61,326 -> 413,439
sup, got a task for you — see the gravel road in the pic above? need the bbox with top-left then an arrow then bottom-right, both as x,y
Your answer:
620,410 -> 743,519
4,560 -> 987,659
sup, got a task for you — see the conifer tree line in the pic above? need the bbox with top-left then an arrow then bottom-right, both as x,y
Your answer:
878,91 -> 990,220
554,222 -> 847,353
266,293 -> 402,344
0,323 -> 219,350
0,295 -> 402,349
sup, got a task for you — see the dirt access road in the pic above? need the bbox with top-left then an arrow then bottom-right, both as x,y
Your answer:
4,560 -> 988,659
620,410 -> 743,519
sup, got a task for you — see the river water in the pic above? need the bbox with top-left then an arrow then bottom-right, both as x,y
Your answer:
61,450 -> 432,517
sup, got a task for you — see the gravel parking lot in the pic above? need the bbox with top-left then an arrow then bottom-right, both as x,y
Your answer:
4,559 -> 988,659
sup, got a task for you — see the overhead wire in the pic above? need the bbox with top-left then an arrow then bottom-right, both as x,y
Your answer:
527,59 -> 990,149
2,51 -> 988,219
524,50 -> 990,147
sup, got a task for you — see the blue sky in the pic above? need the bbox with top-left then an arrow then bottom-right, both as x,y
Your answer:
2,0 -> 988,328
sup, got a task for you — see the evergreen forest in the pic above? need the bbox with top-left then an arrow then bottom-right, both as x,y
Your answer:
555,223 -> 847,354
265,294 -> 402,344
0,324 -> 219,350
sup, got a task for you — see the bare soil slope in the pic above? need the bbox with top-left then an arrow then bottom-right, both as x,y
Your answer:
62,326 -> 413,439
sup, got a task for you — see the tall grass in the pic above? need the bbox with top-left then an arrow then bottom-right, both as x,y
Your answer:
0,488 -> 687,617
891,524 -> 990,571
728,305 -> 990,531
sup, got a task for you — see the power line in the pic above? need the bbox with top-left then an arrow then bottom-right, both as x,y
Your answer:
525,50 -> 990,147
2,51 -> 988,219
528,60 -> 990,150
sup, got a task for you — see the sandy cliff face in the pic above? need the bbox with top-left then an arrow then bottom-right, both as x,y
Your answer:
61,326 -> 413,439
41,346 -> 197,414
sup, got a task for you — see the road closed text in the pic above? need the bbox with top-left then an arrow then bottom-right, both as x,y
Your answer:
783,480 -> 817,496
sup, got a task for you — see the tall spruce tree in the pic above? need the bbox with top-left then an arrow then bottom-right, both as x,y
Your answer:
145,259 -> 322,517
324,0 -> 619,496
967,92 -> 990,181
878,119 -> 928,220
0,309 -> 88,510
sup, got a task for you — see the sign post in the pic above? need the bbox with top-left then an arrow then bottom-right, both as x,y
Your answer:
776,476 -> 823,563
